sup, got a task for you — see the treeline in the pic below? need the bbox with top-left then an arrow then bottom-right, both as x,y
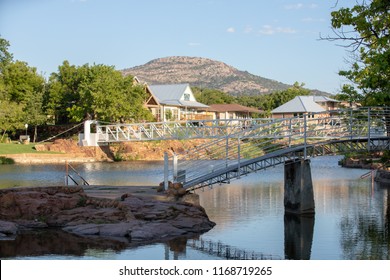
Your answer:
193,82 -> 312,116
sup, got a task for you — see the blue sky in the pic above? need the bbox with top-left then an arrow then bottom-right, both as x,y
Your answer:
1,0 -> 356,94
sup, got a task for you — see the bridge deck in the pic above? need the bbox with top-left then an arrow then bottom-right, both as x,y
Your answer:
86,107 -> 390,189
181,137 -> 390,190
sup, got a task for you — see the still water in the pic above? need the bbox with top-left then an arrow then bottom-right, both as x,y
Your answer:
0,156 -> 389,260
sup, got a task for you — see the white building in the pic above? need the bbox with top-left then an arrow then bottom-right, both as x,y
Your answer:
145,83 -> 210,121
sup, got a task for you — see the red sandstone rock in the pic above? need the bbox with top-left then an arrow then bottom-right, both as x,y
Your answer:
0,186 -> 215,243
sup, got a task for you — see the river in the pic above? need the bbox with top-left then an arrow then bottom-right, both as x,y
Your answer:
0,156 -> 389,260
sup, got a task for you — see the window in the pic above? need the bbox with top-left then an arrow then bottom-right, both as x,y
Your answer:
183,93 -> 190,101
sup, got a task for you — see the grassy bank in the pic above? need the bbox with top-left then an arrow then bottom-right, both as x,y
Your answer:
0,143 -> 60,155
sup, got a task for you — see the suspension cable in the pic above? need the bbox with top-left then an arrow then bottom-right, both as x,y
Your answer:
38,122 -> 84,143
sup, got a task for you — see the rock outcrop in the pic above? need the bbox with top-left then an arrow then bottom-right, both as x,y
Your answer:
0,186 -> 215,244
122,56 -> 292,95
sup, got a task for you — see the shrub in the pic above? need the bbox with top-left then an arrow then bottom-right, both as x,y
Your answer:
0,156 -> 15,164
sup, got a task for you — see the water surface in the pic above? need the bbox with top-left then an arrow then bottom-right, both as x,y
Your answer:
0,156 -> 389,260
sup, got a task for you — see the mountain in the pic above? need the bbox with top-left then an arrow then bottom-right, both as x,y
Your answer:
122,56 -> 329,96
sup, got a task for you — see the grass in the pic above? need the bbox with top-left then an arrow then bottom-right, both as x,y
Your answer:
0,143 -> 61,155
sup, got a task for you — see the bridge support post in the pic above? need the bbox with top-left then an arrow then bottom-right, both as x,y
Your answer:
284,159 -> 315,216
80,120 -> 98,146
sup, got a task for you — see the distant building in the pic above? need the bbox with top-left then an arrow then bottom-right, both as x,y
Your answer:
144,83 -> 209,121
271,96 -> 339,119
207,104 -> 263,119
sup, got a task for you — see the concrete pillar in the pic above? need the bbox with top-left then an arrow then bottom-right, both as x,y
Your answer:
84,120 -> 92,145
284,159 -> 315,215
80,120 -> 98,146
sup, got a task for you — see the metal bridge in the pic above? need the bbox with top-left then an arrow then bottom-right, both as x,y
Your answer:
84,107 -> 390,190
161,107 -> 390,190
95,118 -> 271,142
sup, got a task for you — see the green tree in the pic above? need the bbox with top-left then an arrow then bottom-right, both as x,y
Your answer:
237,82 -> 310,116
45,60 -> 86,124
46,61 -> 153,123
1,61 -> 46,142
0,36 -> 13,70
0,94 -> 24,142
334,84 -> 363,107
0,37 -> 45,141
328,0 -> 390,105
193,87 -> 236,105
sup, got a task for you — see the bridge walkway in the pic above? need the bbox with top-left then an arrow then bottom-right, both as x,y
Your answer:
162,107 -> 390,190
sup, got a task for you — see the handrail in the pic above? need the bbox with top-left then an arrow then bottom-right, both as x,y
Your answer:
360,159 -> 390,179
162,107 -> 390,189
65,161 -> 89,186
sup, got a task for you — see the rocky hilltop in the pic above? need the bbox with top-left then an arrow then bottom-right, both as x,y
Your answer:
122,56 -> 292,95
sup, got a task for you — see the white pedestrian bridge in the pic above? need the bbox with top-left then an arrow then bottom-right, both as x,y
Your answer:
80,107 -> 390,190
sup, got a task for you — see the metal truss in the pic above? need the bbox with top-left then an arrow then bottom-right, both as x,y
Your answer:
96,118 -> 271,142
183,137 -> 390,191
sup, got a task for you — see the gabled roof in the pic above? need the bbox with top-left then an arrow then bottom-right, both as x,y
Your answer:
208,104 -> 262,114
313,96 -> 339,103
148,83 -> 208,108
149,84 -> 189,102
271,96 -> 326,114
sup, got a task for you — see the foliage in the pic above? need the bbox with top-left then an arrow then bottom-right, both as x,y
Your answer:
0,156 -> 15,164
328,0 -> 390,105
46,61 -> 154,123
334,84 -> 363,106
0,37 -> 46,141
0,36 -> 13,70
2,61 -> 46,141
193,87 -> 236,105
237,82 -> 310,116
0,97 -> 25,141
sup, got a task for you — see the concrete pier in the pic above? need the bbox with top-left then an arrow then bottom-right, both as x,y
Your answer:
284,159 -> 315,216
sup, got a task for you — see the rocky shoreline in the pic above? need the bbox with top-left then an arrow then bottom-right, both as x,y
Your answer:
0,186 -> 216,245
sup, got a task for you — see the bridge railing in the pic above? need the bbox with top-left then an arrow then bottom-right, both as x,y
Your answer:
96,118 -> 272,142
166,107 -> 389,188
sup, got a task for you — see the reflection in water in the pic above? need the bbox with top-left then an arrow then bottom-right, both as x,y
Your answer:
339,186 -> 389,260
284,214 -> 315,260
1,229 -> 277,260
188,238 -> 281,260
0,229 -> 128,259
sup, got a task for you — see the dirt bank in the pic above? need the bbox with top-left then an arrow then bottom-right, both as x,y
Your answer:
6,138 -> 211,164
